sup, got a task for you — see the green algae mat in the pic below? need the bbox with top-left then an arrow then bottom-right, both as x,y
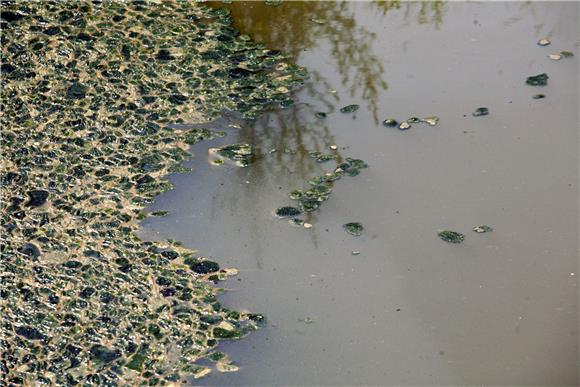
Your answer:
0,1 -> 306,385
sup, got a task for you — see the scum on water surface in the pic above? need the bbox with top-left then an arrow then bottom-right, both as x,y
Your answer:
0,1 -> 306,385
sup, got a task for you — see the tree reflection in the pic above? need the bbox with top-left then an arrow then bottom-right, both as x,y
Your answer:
373,1 -> 444,28
204,0 -> 446,179
170,1 -> 449,267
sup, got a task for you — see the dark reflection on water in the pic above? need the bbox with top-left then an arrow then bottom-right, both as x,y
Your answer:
206,0 -> 445,186
209,1 -> 443,126
199,0 -> 447,279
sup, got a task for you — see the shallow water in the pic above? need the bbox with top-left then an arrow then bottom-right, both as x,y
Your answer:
139,2 -> 579,385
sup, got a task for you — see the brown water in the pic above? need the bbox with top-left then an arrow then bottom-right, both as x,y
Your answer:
139,2 -> 579,385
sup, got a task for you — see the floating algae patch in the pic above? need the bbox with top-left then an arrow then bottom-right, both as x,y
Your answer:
209,143 -> 254,167
472,107 -> 489,117
343,222 -> 364,236
340,104 -> 360,113
275,206 -> 301,218
0,1 -> 305,384
437,230 -> 465,243
184,128 -> 227,146
382,119 -> 398,127
309,151 -> 337,163
526,73 -> 549,86
274,157 -> 368,224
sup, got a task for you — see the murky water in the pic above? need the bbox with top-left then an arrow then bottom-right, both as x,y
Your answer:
139,2 -> 579,385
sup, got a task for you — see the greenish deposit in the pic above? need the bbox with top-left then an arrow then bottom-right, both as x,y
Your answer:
0,1 -> 306,385
343,222 -> 364,236
526,73 -> 549,86
339,104 -> 360,113
560,51 -> 574,58
309,151 -> 337,163
184,128 -> 226,146
275,157 -> 368,224
209,143 -> 254,167
437,230 -> 465,243
275,206 -> 301,218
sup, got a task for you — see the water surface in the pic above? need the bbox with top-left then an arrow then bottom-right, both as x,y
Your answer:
140,2 -> 579,385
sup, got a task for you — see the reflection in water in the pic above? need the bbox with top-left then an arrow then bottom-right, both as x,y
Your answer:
373,1 -> 444,27
202,1 -> 447,267
206,0 -> 446,170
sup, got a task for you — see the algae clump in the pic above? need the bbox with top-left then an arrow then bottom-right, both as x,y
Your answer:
438,230 -> 465,243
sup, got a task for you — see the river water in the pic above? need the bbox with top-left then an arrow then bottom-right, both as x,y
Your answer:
139,2 -> 579,385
